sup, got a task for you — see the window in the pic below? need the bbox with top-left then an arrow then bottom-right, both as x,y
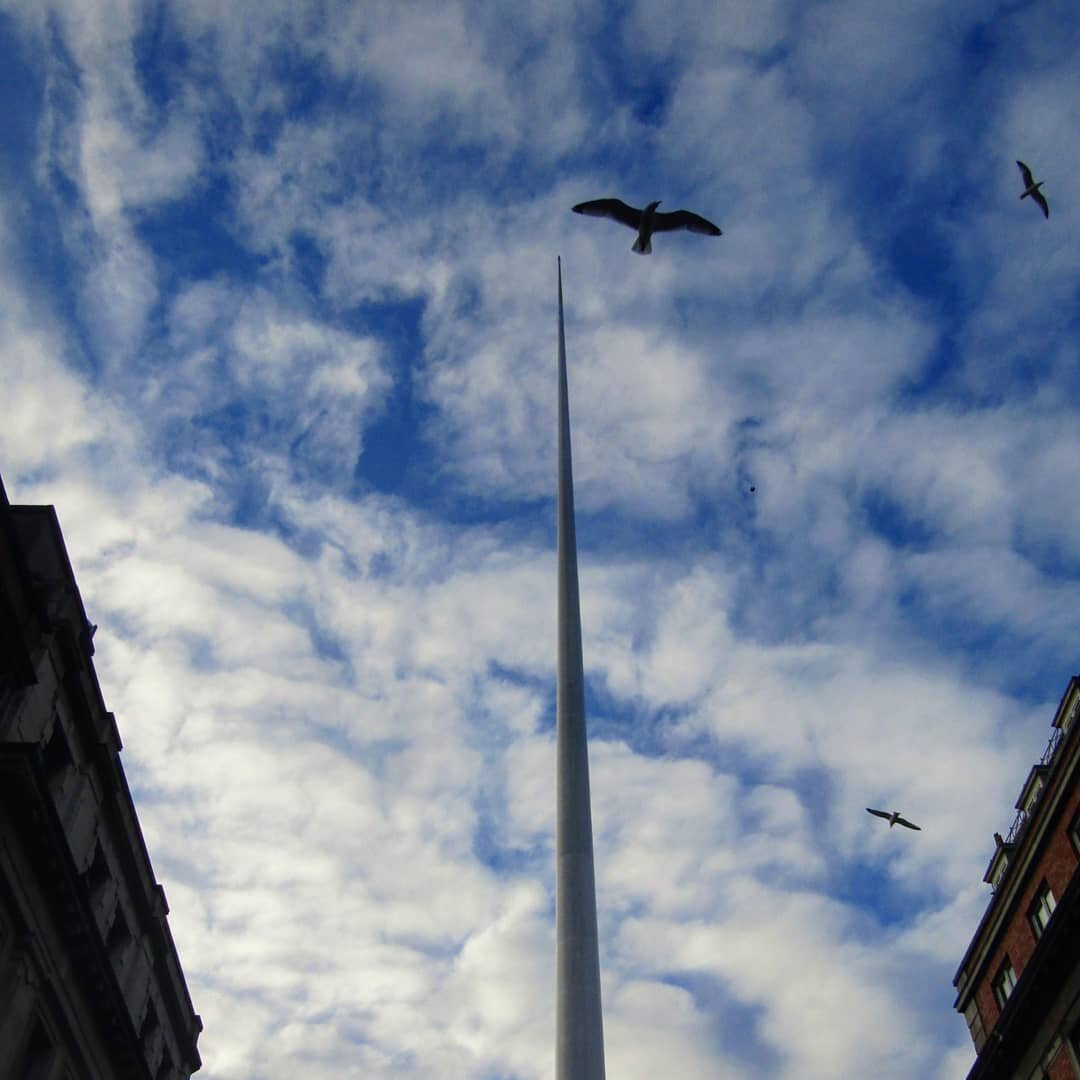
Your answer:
42,719 -> 73,778
1021,775 -> 1044,814
1029,881 -> 1057,939
140,1000 -> 163,1073
988,854 -> 1010,890
993,958 -> 1017,1009
1064,699 -> 1079,734
84,840 -> 111,895
106,909 -> 132,970
19,1016 -> 55,1080
140,1001 -> 159,1038
964,999 -> 987,1052
156,1049 -> 174,1080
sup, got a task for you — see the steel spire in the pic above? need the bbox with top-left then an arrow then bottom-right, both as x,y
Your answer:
555,256 -> 606,1080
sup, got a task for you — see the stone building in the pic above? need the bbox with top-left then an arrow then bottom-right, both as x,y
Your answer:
953,676 -> 1080,1079
0,477 -> 202,1078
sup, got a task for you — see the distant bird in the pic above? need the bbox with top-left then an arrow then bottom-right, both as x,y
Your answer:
572,198 -> 722,254
867,808 -> 921,831
1016,161 -> 1049,218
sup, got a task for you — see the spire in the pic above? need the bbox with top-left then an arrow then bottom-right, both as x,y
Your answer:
555,257 -> 606,1079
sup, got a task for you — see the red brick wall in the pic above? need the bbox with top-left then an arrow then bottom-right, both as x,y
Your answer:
1047,1040 -> 1078,1080
973,771 -> 1080,1035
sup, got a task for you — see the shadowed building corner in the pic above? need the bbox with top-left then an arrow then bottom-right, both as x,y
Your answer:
0,473 -> 203,1079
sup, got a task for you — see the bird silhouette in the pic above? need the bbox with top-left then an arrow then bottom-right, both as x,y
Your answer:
866,808 -> 921,831
1016,161 -> 1049,219
572,198 -> 722,254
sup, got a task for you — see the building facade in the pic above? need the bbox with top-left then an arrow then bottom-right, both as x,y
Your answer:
954,676 -> 1080,1079
0,477 -> 202,1078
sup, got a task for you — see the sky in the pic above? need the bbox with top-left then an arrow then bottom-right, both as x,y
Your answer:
1,1 -> 1079,1076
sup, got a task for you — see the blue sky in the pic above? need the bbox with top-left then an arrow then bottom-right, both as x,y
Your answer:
2,1 -> 1079,1076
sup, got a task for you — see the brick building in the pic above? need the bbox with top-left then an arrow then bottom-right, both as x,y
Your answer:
0,476 -> 202,1078
953,676 -> 1080,1079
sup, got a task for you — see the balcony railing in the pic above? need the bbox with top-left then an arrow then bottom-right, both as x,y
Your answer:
1042,726 -> 1064,767
1003,726 -> 1067,846
1006,808 -> 1029,847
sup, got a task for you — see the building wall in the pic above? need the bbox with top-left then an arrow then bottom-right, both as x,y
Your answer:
0,496 -> 201,1078
972,778 -> 1080,1036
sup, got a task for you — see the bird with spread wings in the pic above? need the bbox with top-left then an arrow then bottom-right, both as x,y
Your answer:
866,808 -> 921,831
1016,161 -> 1049,219
572,198 -> 722,254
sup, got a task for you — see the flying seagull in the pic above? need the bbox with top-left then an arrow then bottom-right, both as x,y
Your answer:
1016,161 -> 1049,218
867,808 -> 921,831
572,198 -> 722,254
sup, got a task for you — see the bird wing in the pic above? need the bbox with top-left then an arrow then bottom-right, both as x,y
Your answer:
896,816 -> 921,831
572,199 -> 642,229
866,808 -> 891,820
651,209 -> 722,236
1032,189 -> 1050,218
1017,160 -> 1035,187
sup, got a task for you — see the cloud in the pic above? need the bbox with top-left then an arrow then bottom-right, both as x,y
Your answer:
13,419 -> 1016,1078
